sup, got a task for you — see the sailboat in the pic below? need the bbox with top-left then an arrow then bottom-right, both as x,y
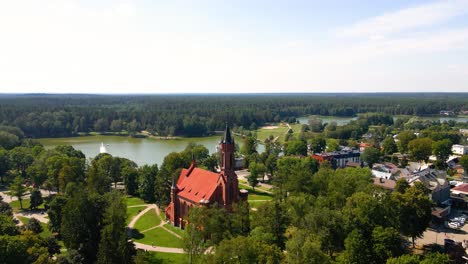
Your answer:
99,142 -> 108,154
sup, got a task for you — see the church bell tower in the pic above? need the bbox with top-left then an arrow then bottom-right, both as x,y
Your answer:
220,124 -> 238,206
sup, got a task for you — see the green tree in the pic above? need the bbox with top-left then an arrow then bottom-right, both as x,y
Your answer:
0,147 -> 9,183
394,178 -> 409,194
183,207 -> 208,264
393,186 -> 433,247
460,155 -> 468,174
397,131 -> 416,153
0,131 -> 20,149
241,136 -> 257,156
26,217 -> 43,234
97,191 -> 134,264
251,202 -> 289,249
29,189 -> 43,210
285,228 -> 330,264
139,164 -> 158,202
361,147 -> 381,168
309,136 -> 326,153
275,156 -> 319,195
382,137 -> 398,155
372,226 -> 404,263
285,139 -> 308,156
326,139 -> 340,151
386,254 -> 420,264
9,147 -> 33,177
9,176 -> 26,209
420,253 -> 451,264
339,229 -> 373,264
122,166 -> 139,196
0,214 -> 19,235
248,162 -> 265,190
207,236 -> 283,264
47,195 -> 68,233
432,139 -> 452,167
408,138 -> 433,163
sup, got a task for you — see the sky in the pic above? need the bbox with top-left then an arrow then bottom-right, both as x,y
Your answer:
0,0 -> 468,94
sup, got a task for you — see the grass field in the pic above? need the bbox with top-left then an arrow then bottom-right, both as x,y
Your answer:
163,224 -> 184,237
9,198 -> 45,211
17,216 -> 52,238
134,208 -> 161,231
126,206 -> 145,225
238,183 -> 273,201
145,251 -> 187,263
126,196 -> 146,207
255,124 -> 289,142
134,227 -> 183,248
248,200 -> 269,209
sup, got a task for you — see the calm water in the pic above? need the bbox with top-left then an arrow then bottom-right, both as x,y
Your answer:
38,135 -> 256,166
298,115 -> 468,125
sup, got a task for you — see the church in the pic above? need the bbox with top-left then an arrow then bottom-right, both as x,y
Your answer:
165,125 -> 248,228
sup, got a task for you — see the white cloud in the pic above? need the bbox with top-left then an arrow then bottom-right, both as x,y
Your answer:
338,0 -> 468,38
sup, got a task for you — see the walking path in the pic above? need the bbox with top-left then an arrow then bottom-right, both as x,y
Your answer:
128,203 -> 185,253
14,211 -> 49,224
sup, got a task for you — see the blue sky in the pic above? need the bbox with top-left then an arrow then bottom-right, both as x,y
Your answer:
0,0 -> 467,93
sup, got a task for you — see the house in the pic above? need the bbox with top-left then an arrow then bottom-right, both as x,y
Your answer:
452,144 -> 468,155
450,183 -> 468,208
373,177 -> 396,191
165,125 -> 248,228
440,110 -> 455,116
407,168 -> 450,205
460,128 -> 468,135
359,142 -> 373,152
311,149 -> 361,169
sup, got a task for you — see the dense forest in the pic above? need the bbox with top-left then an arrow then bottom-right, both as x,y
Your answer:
0,93 -> 467,138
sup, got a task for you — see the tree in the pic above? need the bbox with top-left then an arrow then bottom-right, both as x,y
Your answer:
432,139 -> 452,167
122,166 -> 138,196
0,131 -> 20,149
460,155 -> 468,174
47,195 -> 68,233
9,176 -> 26,209
275,157 -> 319,195
393,186 -> 433,247
397,131 -> 416,153
251,202 -> 289,249
372,226 -> 404,263
183,207 -> 208,264
381,136 -> 398,155
386,254 -> 421,264
138,165 -> 157,202
241,136 -> 257,156
0,147 -> 9,183
285,228 -> 329,264
326,139 -> 340,151
394,178 -> 409,194
408,138 -> 433,163
0,214 -> 19,235
339,229 -> 373,264
285,140 -> 308,156
207,236 -> 283,264
97,191 -> 134,264
361,147 -> 381,168
248,162 -> 265,190
420,253 -> 451,264
26,217 -> 43,234
9,147 -> 33,177
29,189 -> 43,210
309,136 -> 326,153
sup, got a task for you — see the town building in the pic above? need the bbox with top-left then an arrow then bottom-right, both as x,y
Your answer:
165,125 -> 247,228
311,149 -> 361,169
451,183 -> 468,208
452,144 -> 468,155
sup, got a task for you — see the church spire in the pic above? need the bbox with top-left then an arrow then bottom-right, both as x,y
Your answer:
222,124 -> 234,144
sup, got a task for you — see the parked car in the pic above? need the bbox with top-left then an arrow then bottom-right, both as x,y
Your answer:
448,222 -> 461,229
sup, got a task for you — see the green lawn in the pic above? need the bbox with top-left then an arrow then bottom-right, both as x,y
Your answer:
126,196 -> 146,207
249,200 -> 270,209
134,208 -> 161,231
146,251 -> 187,264
255,124 -> 289,142
127,206 -> 145,225
134,227 -> 183,248
238,184 -> 273,201
17,216 -> 52,238
163,224 -> 184,237
9,198 -> 45,211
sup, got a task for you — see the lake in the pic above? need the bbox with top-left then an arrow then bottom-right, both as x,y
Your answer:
38,134 -> 260,166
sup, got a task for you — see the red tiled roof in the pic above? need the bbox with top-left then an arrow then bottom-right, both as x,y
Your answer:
176,164 -> 222,203
452,184 -> 468,194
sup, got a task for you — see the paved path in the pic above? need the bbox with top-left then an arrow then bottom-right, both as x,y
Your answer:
128,204 -> 185,254
15,211 -> 49,224
127,204 -> 149,208
133,242 -> 184,253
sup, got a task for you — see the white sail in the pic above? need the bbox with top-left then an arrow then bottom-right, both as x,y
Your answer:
99,142 -> 108,154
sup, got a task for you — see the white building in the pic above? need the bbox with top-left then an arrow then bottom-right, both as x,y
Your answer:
452,144 -> 468,155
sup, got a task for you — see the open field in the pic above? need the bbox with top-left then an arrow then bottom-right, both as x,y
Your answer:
126,196 -> 146,206
134,227 -> 183,248
17,216 -> 52,238
146,251 -> 187,263
134,209 -> 161,231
